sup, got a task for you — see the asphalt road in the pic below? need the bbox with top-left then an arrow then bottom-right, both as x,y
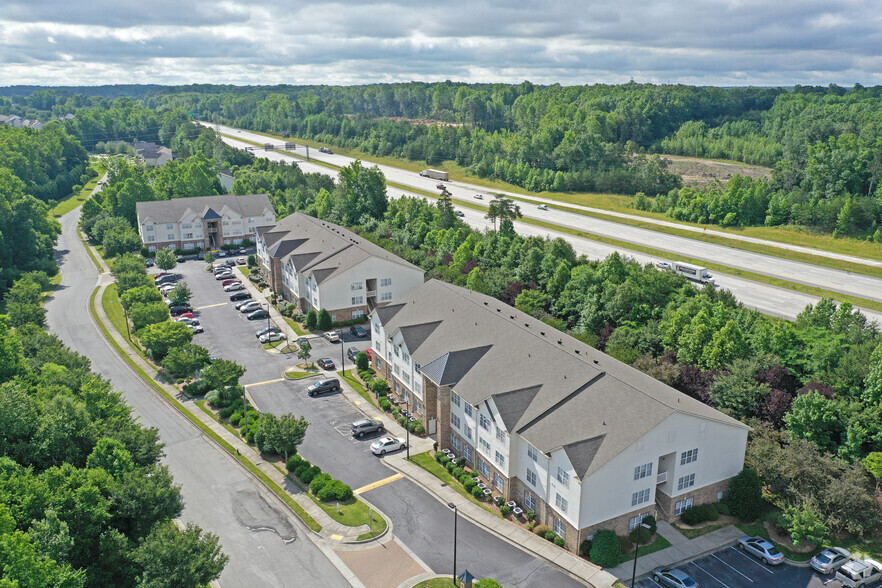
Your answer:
203,123 -> 882,324
177,261 -> 588,587
45,209 -> 351,587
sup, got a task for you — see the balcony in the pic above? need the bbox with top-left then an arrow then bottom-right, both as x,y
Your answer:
656,472 -> 668,485
366,290 -> 377,297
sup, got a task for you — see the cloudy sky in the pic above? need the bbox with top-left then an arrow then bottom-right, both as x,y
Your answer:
1,0 -> 880,87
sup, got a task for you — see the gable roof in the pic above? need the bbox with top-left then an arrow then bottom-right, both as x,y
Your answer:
135,194 -> 274,225
562,435 -> 606,480
376,279 -> 749,479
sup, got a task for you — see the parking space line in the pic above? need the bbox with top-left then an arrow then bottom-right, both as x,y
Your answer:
729,547 -> 775,574
243,378 -> 284,388
692,561 -> 734,588
710,553 -> 753,582
353,473 -> 403,495
195,302 -> 227,310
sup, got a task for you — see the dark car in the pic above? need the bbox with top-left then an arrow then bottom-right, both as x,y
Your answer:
145,259 -> 154,267
212,265 -> 230,274
256,326 -> 282,338
347,347 -> 362,361
247,309 -> 269,321
317,358 -> 336,370
169,305 -> 193,316
307,378 -> 339,396
155,274 -> 178,286
349,326 -> 368,338
318,147 -> 333,154
176,255 -> 185,263
351,419 -> 384,438
230,291 -> 252,302
297,337 -> 310,348
225,259 -> 236,266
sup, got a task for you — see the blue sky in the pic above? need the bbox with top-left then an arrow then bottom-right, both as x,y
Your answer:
1,0 -> 879,86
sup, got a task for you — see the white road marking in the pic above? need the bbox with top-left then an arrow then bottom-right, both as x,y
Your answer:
692,561 -> 734,588
730,547 -> 775,574
711,552 -> 754,582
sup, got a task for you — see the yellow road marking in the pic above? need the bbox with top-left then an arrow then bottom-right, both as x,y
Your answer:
353,473 -> 403,495
195,302 -> 227,310
329,534 -> 343,541
243,378 -> 284,388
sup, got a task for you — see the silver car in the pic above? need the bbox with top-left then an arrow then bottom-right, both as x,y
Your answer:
810,547 -> 851,574
239,301 -> 261,313
651,566 -> 699,588
737,535 -> 784,565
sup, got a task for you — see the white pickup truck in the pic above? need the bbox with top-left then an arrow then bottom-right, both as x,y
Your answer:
835,558 -> 882,587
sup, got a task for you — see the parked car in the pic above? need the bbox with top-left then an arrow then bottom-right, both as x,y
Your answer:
238,247 -> 248,255
323,331 -> 340,343
318,147 -> 333,154
454,210 -> 464,217
836,558 -> 882,588
737,536 -> 784,565
317,358 -> 336,370
212,265 -> 230,274
145,258 -> 154,267
169,305 -> 193,316
474,194 -> 483,200
155,275 -> 178,285
247,309 -> 269,321
173,312 -> 195,320
651,567 -> 699,588
350,419 -> 384,438
159,285 -> 176,295
537,204 -> 549,211
225,259 -> 236,267
222,282 -> 243,292
256,326 -> 282,338
189,324 -> 204,334
349,326 -> 368,338
347,347 -> 362,361
811,547 -> 851,574
176,255 -> 185,263
216,250 -> 227,257
215,272 -> 233,281
239,301 -> 261,313
221,278 -> 240,287
364,348 -> 373,360
370,436 -> 406,456
307,378 -> 339,396
174,317 -> 200,326
230,291 -> 251,302
297,337 -> 310,348
237,257 -> 246,265
152,272 -> 169,281
259,332 -> 286,344
436,183 -> 446,190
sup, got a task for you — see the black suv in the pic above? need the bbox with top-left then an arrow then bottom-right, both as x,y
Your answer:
347,347 -> 361,361
307,378 -> 340,397
168,305 -> 192,316
350,419 -> 384,438
349,326 -> 368,338
230,291 -> 251,302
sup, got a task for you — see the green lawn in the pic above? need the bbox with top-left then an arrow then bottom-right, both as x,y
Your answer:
409,452 -> 501,517
101,285 -> 141,352
283,316 -> 309,336
836,535 -> 882,561
262,339 -> 286,350
618,534 -> 673,565
284,370 -> 320,380
413,579 -> 456,588
313,496 -> 387,536
735,523 -> 817,561
49,159 -> 106,217
340,369 -> 378,408
674,522 -> 731,540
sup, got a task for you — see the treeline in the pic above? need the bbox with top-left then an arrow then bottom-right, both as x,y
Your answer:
0,123 -> 88,203
0,273 -> 227,585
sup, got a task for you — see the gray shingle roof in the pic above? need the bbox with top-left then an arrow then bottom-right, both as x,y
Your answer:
136,194 -> 274,225
563,435 -> 606,479
378,280 -> 749,479
398,321 -> 443,354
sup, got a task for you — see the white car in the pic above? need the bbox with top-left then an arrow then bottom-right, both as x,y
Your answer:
189,324 -> 204,334
474,194 -> 483,200
370,436 -> 407,456
174,317 -> 200,326
237,256 -> 246,265
323,331 -> 340,343
224,282 -> 244,292
737,536 -> 784,565
656,261 -> 672,270
537,204 -> 549,211
259,332 -> 287,344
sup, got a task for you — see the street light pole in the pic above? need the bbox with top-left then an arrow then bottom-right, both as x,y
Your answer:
631,522 -> 651,588
123,307 -> 131,341
447,503 -> 458,585
405,389 -> 410,459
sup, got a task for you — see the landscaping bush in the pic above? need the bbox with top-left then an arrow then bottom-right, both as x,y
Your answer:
299,465 -> 321,484
533,525 -> 551,537
369,378 -> 390,396
554,536 -> 566,547
446,461 -> 456,473
629,525 -> 653,545
317,309 -> 332,330
204,389 -> 221,406
544,531 -> 557,542
728,467 -> 764,521
440,456 -> 451,467
229,411 -> 243,426
318,480 -> 353,502
355,352 -> 370,372
286,454 -> 303,472
305,309 -> 318,330
579,538 -> 592,557
642,515 -> 657,535
452,467 -> 465,479
456,457 -> 466,467
527,522 -> 536,531
358,369 -> 374,381
412,421 -> 425,435
500,504 -> 511,517
494,496 -> 504,507
471,486 -> 484,500
310,473 -> 333,495
715,502 -> 732,516
397,416 -> 406,427
184,380 -> 211,396
434,451 -> 445,463
526,510 -> 536,522
293,465 -> 307,479
589,529 -> 622,568
680,504 -> 719,525
379,398 -> 391,411
463,477 -> 477,492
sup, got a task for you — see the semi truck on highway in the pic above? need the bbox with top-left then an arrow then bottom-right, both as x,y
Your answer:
420,169 -> 449,181
672,261 -> 715,285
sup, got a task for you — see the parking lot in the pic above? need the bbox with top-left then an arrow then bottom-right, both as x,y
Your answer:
635,544 -> 851,588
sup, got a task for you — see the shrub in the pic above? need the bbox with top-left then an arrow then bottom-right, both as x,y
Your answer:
412,421 -> 425,435
642,515 -> 657,535
310,473 -> 333,495
355,352 -> 370,372
305,309 -> 318,330
589,529 -> 622,567
456,456 -> 466,468
397,416 -> 406,427
579,538 -> 592,557
618,535 -> 633,555
325,480 -> 353,502
471,486 -> 484,500
452,467 -> 465,479
526,510 -> 536,522
680,504 -> 719,525
500,505 -> 511,517
299,466 -> 321,484
184,380 -> 211,396
554,536 -> 566,547
317,309 -> 332,330
204,389 -> 221,406
629,526 -> 652,545
533,525 -> 551,537
434,451 -> 445,463
526,522 -> 536,531
379,398 -> 391,411
544,531 -> 557,542
728,467 -> 764,521
440,456 -> 451,467
229,411 -> 243,426
715,502 -> 732,516
463,477 -> 477,492
293,465 -> 307,479
494,496 -> 504,507
446,461 -> 456,473
286,454 -> 303,471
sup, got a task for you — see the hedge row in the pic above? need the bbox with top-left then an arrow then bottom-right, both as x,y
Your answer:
286,454 -> 353,502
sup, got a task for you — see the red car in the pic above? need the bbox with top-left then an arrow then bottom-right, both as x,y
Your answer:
173,312 -> 195,320
152,272 -> 169,281
222,279 -> 241,287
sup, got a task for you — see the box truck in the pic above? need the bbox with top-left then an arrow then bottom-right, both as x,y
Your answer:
672,261 -> 715,285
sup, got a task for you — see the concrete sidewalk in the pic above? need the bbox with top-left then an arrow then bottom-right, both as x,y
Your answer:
607,521 -> 744,581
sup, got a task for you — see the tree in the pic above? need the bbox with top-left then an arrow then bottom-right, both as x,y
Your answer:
200,359 -> 246,392
203,251 -> 215,266
305,309 -> 317,330
864,452 -> 882,492
166,282 -> 192,306
160,344 -> 210,379
138,321 -> 193,360
154,249 -> 177,272
337,160 -> 388,224
133,522 -> 228,587
297,343 -> 312,367
317,309 -> 332,331
514,289 -> 549,317
87,438 -> 135,477
260,413 -> 309,462
436,190 -> 455,228
709,360 -> 770,421
120,285 -> 163,310
784,391 -> 842,453
782,502 -> 827,547
102,225 -> 142,257
727,468 -> 764,521
128,302 -> 171,331
862,341 -> 882,405
5,276 -> 45,327
355,351 -> 370,371
112,253 -> 147,277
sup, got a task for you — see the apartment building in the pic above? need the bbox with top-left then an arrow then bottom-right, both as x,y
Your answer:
370,279 -> 749,551
136,194 -> 276,253
255,212 -> 425,321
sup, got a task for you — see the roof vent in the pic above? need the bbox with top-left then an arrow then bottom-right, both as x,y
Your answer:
475,322 -> 478,326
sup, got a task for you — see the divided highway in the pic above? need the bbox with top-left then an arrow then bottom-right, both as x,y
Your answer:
204,123 -> 882,324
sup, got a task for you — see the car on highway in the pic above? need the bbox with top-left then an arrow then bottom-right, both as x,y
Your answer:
259,332 -> 286,344
656,261 -> 672,270
247,309 -> 269,321
318,147 -> 333,154
737,536 -> 784,565
436,183 -> 446,190
811,547 -> 851,574
323,331 -> 340,343
239,301 -> 261,313
347,346 -> 362,361
650,566 -> 699,588
350,419 -> 384,438
455,210 -> 464,217
256,326 -> 282,338
317,358 -> 336,370
230,291 -> 251,302
297,337 -> 310,348
224,282 -> 244,292
537,204 -> 549,211
173,316 -> 200,326
474,194 -> 483,200
189,324 -> 204,334
370,436 -> 406,456
307,378 -> 339,396
349,326 -> 368,338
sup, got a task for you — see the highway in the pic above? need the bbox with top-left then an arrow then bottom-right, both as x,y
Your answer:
204,123 -> 882,324
45,208 -> 353,587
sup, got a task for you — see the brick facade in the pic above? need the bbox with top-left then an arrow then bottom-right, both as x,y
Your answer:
656,477 -> 732,522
